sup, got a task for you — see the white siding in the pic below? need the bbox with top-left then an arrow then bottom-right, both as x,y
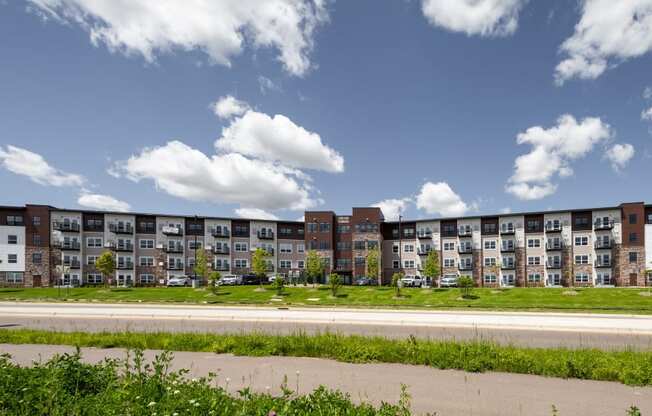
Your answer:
0,226 -> 25,272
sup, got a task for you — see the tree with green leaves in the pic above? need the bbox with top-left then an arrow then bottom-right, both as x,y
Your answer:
251,248 -> 270,289
391,271 -> 403,297
95,250 -> 115,287
209,271 -> 221,295
329,273 -> 342,297
422,250 -> 440,288
193,248 -> 210,286
366,248 -> 381,285
458,275 -> 474,298
305,250 -> 323,287
272,275 -> 285,295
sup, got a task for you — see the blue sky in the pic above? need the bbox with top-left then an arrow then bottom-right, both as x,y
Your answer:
0,0 -> 651,221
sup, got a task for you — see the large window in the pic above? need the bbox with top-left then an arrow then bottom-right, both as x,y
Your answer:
7,254 -> 17,264
403,260 -> 415,268
7,235 -> 17,245
6,272 -> 23,284
443,242 -> 455,251
527,256 -> 540,265
87,273 -> 103,284
32,252 -> 42,264
575,273 -> 590,284
574,236 -> 589,246
139,239 -> 154,249
527,239 -> 540,248
484,257 -> 496,267
484,240 -> 496,250
527,274 -> 541,283
443,258 -> 455,267
483,274 -> 497,284
139,257 -> 154,267
629,252 -> 638,263
403,244 -> 414,253
574,255 -> 589,265
139,274 -> 155,284
279,260 -> 292,269
234,242 -> 248,252
234,259 -> 248,268
87,237 -> 102,248
279,244 -> 292,254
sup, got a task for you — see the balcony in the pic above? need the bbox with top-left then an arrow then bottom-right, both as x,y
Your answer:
500,227 -> 515,235
545,223 -> 562,233
594,220 -> 614,231
116,261 -> 134,270
417,231 -> 432,239
167,262 -> 184,271
161,226 -> 183,236
595,240 -> 612,249
62,260 -> 81,269
257,231 -> 275,240
109,223 -> 133,234
458,246 -> 473,254
164,245 -> 184,253
501,263 -> 516,270
213,246 -> 230,255
53,221 -> 80,232
545,242 -> 563,251
214,263 -> 230,271
458,229 -> 472,237
57,241 -> 81,250
546,261 -> 562,269
458,263 -> 473,271
115,243 -> 134,252
417,248 -> 432,256
211,228 -> 230,238
595,260 -> 612,268
500,245 -> 515,253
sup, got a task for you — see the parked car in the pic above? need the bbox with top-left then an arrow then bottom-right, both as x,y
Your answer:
167,276 -> 191,287
242,274 -> 267,285
400,275 -> 423,287
218,274 -> 241,285
355,277 -> 375,286
268,275 -> 286,283
439,275 -> 458,288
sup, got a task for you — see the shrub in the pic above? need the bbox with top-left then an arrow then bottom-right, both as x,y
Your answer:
209,271 -> 221,295
391,272 -> 404,297
458,275 -> 474,298
272,275 -> 285,296
329,273 -> 342,297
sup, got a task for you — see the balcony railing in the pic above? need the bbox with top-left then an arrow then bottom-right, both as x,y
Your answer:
595,260 -> 612,268
211,228 -> 230,238
109,223 -> 133,234
57,241 -> 81,250
53,221 -> 80,232
595,240 -> 612,249
116,261 -> 134,270
500,227 -> 515,235
161,226 -> 183,236
62,260 -> 81,269
167,262 -> 184,270
501,263 -> 515,270
546,261 -> 562,269
500,245 -> 515,253
115,243 -> 134,252
458,229 -> 472,237
545,223 -> 562,232
417,231 -> 432,239
214,263 -> 230,271
458,246 -> 473,254
257,231 -> 275,240
594,220 -> 614,230
213,246 -> 230,255
417,248 -> 432,256
458,264 -> 473,271
545,242 -> 563,251
163,245 -> 184,253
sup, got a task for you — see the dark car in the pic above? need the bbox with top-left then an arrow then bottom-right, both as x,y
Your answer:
241,274 -> 268,285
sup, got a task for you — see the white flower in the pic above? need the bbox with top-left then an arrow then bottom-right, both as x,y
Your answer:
147,401 -> 156,407
173,390 -> 180,395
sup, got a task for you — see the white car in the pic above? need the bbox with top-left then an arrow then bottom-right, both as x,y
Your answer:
400,275 -> 423,287
439,276 -> 458,288
218,274 -> 241,285
268,275 -> 286,283
167,276 -> 191,287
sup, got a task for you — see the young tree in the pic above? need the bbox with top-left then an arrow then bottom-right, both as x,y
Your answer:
209,271 -> 221,295
422,251 -> 440,288
458,275 -> 474,298
391,271 -> 404,297
95,250 -> 115,287
251,248 -> 270,289
193,248 -> 210,286
329,273 -> 342,297
305,250 -> 324,287
272,275 -> 285,295
366,248 -> 381,285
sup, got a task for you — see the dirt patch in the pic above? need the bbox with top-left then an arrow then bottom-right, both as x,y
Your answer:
563,290 -> 578,296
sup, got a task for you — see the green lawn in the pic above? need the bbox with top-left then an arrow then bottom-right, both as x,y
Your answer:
0,285 -> 651,313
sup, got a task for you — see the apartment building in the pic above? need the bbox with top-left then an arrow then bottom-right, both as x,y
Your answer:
0,202 -> 650,288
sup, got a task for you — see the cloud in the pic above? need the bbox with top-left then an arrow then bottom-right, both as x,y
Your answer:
235,207 -> 279,220
604,143 -> 635,172
555,0 -> 652,85
215,104 -> 344,173
258,76 -> 281,95
373,198 -> 411,221
500,207 -> 512,214
78,192 -> 131,212
642,107 -> 652,121
420,0 -> 526,37
644,86 -> 652,100
0,145 -> 85,187
211,95 -> 250,119
505,114 -> 612,200
416,182 -> 472,217
110,140 -> 319,211
27,0 -> 329,76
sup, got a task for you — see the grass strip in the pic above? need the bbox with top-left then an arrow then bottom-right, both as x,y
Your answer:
1,329 -> 651,386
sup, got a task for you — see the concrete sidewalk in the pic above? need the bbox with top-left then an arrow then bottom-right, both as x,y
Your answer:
1,343 -> 650,416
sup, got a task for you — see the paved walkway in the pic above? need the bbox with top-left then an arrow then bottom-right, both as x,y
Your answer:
1,344 -> 650,416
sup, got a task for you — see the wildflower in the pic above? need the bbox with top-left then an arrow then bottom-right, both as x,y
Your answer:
173,390 -> 180,395
148,401 -> 156,407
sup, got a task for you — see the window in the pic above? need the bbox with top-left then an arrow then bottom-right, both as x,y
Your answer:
6,272 -> 23,283
403,260 -> 415,268
87,237 -> 103,248
443,258 -> 455,267
139,257 -> 154,267
484,240 -> 496,250
442,223 -> 456,235
501,222 -> 514,233
318,223 -> 330,233
392,244 -> 399,253
483,223 -> 497,234
403,228 -> 415,238
279,260 -> 292,269
139,274 -> 155,284
443,242 -> 455,251
306,222 -> 318,233
297,260 -> 304,269
574,236 -> 589,246
404,244 -> 414,253
367,240 -> 379,250
7,254 -> 17,264
87,255 -> 97,265
7,235 -> 17,245
629,214 -> 637,224
32,252 -> 42,264
234,242 -> 248,252
597,272 -> 611,285
548,273 -> 561,286
32,216 -> 40,226
526,220 -> 540,232
32,234 -> 41,246
354,256 -> 365,266
527,274 -> 541,283
393,260 -> 400,268
319,241 -> 330,250
502,274 -> 515,286
188,240 -> 202,250
354,240 -> 365,250
575,255 -> 589,265
139,239 -> 154,249
279,243 -> 292,254
527,239 -> 540,248
629,233 -> 638,243
648,213 -> 652,224
234,259 -> 248,268
575,273 -> 590,284
87,273 -> 103,284
575,216 -> 589,227
484,257 -> 496,267
527,256 -> 540,265
484,274 -> 497,284
7,215 -> 23,226
297,244 -> 305,253
629,252 -> 638,263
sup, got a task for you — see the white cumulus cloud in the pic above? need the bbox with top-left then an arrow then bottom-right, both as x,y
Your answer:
27,0 -> 329,76
0,145 -> 85,187
505,114 -> 612,200
416,182 -> 472,217
555,0 -> 652,85
420,0 -> 526,37
604,143 -> 635,172
373,198 -> 411,221
235,207 -> 279,220
78,192 -> 131,212
641,107 -> 652,121
211,95 -> 250,120
215,104 -> 344,173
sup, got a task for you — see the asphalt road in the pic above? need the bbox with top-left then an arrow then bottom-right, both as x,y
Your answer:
1,302 -> 652,348
2,344 -> 650,416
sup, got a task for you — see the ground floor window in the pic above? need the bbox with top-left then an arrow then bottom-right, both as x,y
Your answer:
279,260 -> 292,269
234,259 -> 248,269
547,273 -> 561,286
647,272 -> 652,284
596,272 -> 611,285
117,274 -> 133,286
6,272 -> 23,284
527,273 -> 541,283
139,274 -> 155,284
575,273 -> 590,284
483,274 -> 497,284
62,273 -> 80,286
86,273 -> 103,284
502,274 -> 515,286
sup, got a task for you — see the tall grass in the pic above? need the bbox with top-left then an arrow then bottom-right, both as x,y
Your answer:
1,329 -> 651,386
